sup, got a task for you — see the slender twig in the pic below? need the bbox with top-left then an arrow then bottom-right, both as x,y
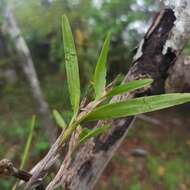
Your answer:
0,159 -> 45,190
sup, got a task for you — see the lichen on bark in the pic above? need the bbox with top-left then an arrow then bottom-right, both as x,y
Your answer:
162,0 -> 190,55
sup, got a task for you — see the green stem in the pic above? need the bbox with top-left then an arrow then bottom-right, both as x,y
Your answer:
59,123 -> 77,145
58,97 -> 106,146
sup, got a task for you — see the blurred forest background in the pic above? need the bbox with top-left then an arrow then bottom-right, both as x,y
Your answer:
0,0 -> 190,189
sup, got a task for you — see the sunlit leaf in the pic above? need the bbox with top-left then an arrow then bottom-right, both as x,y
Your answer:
53,109 -> 67,129
94,32 -> 112,99
84,93 -> 190,121
106,79 -> 153,97
20,115 -> 36,170
62,15 -> 80,114
80,125 -> 111,144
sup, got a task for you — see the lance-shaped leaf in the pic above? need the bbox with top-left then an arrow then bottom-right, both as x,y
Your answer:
20,115 -> 36,170
106,79 -> 153,97
80,125 -> 111,144
79,128 -> 91,140
53,109 -> 67,129
84,93 -> 190,121
94,32 -> 112,99
62,15 -> 80,114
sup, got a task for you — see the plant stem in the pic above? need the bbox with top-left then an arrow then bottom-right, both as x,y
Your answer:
59,124 -> 76,145
58,97 -> 106,146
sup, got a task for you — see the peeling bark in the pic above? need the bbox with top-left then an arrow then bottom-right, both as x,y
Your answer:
23,0 -> 190,189
162,0 -> 190,55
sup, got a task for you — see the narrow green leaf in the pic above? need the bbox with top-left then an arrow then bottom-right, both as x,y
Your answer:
84,93 -> 190,121
106,79 -> 153,97
94,32 -> 112,99
53,109 -> 67,129
62,15 -> 80,114
79,128 -> 91,140
20,115 -> 36,170
80,125 -> 111,144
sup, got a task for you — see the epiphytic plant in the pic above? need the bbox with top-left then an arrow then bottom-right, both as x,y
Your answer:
52,15 -> 190,148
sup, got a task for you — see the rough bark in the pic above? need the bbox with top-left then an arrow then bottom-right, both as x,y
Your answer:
166,55 -> 190,92
3,5 -> 57,145
24,0 -> 190,189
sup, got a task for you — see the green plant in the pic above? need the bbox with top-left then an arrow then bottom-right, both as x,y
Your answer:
12,116 -> 36,190
19,115 -> 36,170
53,15 -> 190,150
147,156 -> 190,190
129,183 -> 142,190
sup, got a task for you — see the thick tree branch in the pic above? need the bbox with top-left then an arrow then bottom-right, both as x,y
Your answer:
24,1 -> 190,189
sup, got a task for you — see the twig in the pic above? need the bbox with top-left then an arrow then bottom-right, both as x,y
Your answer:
0,159 -> 45,190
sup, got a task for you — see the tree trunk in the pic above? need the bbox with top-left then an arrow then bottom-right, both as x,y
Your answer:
166,55 -> 190,92
24,0 -> 190,189
3,5 -> 57,145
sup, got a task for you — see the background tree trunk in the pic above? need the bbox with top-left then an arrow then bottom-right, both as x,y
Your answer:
3,5 -> 57,145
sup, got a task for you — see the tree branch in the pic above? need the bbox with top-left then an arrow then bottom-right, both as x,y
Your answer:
0,159 -> 45,190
